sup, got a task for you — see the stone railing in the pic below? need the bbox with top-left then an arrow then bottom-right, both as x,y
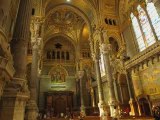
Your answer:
125,42 -> 160,70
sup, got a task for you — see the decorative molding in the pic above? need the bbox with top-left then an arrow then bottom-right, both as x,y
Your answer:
125,42 -> 160,70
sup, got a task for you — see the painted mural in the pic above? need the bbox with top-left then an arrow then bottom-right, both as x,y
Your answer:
49,65 -> 68,83
139,63 -> 160,96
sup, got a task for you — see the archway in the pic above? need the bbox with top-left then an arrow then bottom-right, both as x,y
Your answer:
138,97 -> 151,116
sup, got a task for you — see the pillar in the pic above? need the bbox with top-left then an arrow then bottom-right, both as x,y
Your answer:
90,87 -> 96,108
25,40 -> 39,120
126,71 -> 138,116
0,0 -> 32,120
0,0 -> 12,27
92,53 -> 109,120
131,68 -> 143,116
26,17 -> 43,120
78,70 -> 86,116
101,43 -> 118,117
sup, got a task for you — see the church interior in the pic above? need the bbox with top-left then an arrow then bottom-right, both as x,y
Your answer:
0,0 -> 160,120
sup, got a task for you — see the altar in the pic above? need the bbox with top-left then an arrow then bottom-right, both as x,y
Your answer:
44,91 -> 74,117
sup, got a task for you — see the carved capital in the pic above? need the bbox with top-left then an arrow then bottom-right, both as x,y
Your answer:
91,53 -> 100,61
31,38 -> 42,50
31,17 -> 44,39
100,43 -> 112,54
77,70 -> 84,79
4,77 -> 29,94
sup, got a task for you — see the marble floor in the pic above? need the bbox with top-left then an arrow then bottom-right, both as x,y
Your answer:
40,116 -> 154,120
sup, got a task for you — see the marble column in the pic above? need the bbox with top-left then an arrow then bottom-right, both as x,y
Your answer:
91,87 -> 96,108
25,39 -> 40,120
78,70 -> 86,116
92,53 -> 109,120
26,17 -> 43,120
101,43 -> 118,117
126,71 -> 138,116
0,0 -> 32,120
0,0 -> 12,28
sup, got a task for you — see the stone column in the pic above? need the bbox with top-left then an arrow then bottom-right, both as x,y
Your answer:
26,17 -> 43,120
0,0 -> 12,28
25,40 -> 40,120
92,53 -> 108,120
101,43 -> 118,117
90,87 -> 96,108
0,0 -> 32,120
78,70 -> 86,116
126,71 -> 138,116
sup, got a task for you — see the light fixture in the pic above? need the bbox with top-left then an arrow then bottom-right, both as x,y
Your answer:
67,0 -> 71,2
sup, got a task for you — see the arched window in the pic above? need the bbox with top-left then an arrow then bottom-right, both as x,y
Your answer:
130,13 -> 146,51
137,5 -> 156,46
147,2 -> 160,40
99,54 -> 105,77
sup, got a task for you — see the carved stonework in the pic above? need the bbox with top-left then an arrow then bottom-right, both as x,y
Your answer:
77,70 -> 84,79
25,100 -> 38,120
45,9 -> 84,33
0,92 -> 29,120
101,43 -> 112,54
98,101 -> 109,119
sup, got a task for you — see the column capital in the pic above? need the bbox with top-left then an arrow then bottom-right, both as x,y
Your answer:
31,38 -> 42,50
31,16 -> 44,27
77,70 -> 84,79
91,53 -> 100,61
30,17 -> 44,39
100,43 -> 112,54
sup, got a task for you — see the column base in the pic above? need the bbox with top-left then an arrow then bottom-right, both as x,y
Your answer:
25,100 -> 38,120
0,77 -> 29,120
108,99 -> 119,118
98,101 -> 110,120
129,98 -> 138,116
80,106 -> 86,117
0,91 -> 29,120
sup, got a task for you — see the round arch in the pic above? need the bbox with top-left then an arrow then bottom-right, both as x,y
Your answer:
44,4 -> 92,34
107,33 -> 123,47
43,33 -> 76,50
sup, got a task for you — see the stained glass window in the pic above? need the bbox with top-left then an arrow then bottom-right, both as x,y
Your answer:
130,13 -> 146,51
99,54 -> 105,77
147,2 -> 160,40
137,5 -> 156,46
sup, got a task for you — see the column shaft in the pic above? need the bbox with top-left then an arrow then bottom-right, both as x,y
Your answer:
30,46 -> 39,101
78,71 -> 86,116
101,43 -> 118,118
0,0 -> 32,120
93,54 -> 109,119
11,0 -> 32,79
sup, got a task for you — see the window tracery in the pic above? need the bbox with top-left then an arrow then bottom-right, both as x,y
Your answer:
131,13 -> 146,51
137,5 -> 156,46
147,2 -> 160,40
130,2 -> 160,52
